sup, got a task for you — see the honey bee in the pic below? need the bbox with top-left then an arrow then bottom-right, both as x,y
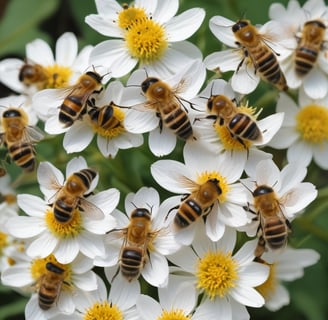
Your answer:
112,208 -> 158,282
0,107 -> 44,172
252,185 -> 291,258
38,262 -> 66,310
140,77 -> 194,140
38,163 -> 104,223
295,20 -> 326,77
59,71 -> 103,127
206,94 -> 262,148
87,100 -> 122,131
232,19 -> 288,91
18,63 -> 49,88
169,177 -> 222,229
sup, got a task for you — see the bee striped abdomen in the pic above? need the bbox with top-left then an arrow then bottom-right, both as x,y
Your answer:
8,142 -> 35,171
229,113 -> 261,141
264,219 -> 288,249
121,248 -> 143,279
295,47 -> 317,75
175,198 -> 202,228
163,107 -> 193,140
59,96 -> 82,125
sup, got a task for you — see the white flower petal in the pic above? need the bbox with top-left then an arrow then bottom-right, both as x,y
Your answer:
137,295 -> 160,320
1,264 -> 33,287
6,216 -> 45,238
303,69 -> 328,99
287,141 -> 313,167
165,8 -> 205,42
26,232 -> 57,258
26,39 -> 54,65
55,32 -> 78,66
143,251 -> 168,287
231,66 -> 260,94
204,50 -> 241,72
17,194 -> 47,217
230,286 -> 265,308
153,0 -> 178,23
209,16 -> 237,47
149,127 -> 177,156
54,238 -> 79,264
73,271 -> 97,291
63,122 -> 94,153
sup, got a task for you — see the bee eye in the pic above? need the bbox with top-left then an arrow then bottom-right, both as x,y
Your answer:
3,109 -> 21,118
232,20 -> 249,33
141,77 -> 159,93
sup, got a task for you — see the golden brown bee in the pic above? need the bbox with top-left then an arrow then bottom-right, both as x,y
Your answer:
206,94 -> 262,148
38,262 -> 66,310
0,108 -> 44,172
232,19 -> 288,91
59,71 -> 103,127
112,208 -> 159,282
141,77 -> 194,140
295,20 -> 326,77
253,185 -> 291,258
88,101 -> 122,131
38,163 -> 104,223
170,177 -> 222,229
18,63 -> 48,88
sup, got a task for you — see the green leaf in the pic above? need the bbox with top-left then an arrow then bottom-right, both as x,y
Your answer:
0,0 -> 59,56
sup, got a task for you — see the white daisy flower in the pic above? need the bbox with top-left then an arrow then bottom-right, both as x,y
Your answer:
269,0 -> 328,99
101,187 -> 180,291
151,142 -> 250,244
51,275 -> 140,320
240,159 -> 318,254
123,59 -> 206,156
1,253 -> 97,318
58,80 -> 144,157
85,0 -> 205,78
167,225 -> 269,320
255,247 -> 320,311
204,15 -> 291,94
191,79 -> 284,176
0,32 -> 93,100
4,157 -> 119,264
268,90 -> 328,169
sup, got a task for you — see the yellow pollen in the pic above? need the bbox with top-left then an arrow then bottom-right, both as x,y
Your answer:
7,257 -> 16,266
0,232 -> 8,254
0,193 -> 16,204
30,254 -> 71,285
196,251 -> 238,300
117,6 -> 148,29
215,104 -> 258,151
296,104 -> 328,144
91,105 -> 125,138
84,301 -> 123,320
256,262 -> 277,300
196,171 -> 229,203
43,64 -> 73,89
157,309 -> 191,320
124,17 -> 168,63
45,208 -> 82,238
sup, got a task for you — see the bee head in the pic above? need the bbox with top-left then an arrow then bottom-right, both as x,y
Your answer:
3,108 -> 22,118
253,185 -> 274,197
141,77 -> 159,93
232,20 -> 249,33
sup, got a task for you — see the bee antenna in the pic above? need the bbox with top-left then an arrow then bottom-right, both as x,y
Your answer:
239,180 -> 253,195
130,201 -> 138,209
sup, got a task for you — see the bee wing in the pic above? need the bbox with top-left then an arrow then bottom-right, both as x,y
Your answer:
37,162 -> 64,202
78,198 -> 105,220
24,125 -> 44,143
177,175 -> 199,192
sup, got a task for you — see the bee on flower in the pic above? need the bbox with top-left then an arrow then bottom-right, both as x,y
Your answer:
151,143 -> 250,244
123,59 -> 206,156
85,0 -> 205,78
98,187 -> 180,296
191,79 -> 284,176
204,15 -> 291,94
4,156 -> 119,264
0,33 -> 94,121
269,0 -> 328,99
1,253 -> 98,319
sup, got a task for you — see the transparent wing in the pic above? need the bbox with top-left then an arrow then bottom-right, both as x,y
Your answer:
79,197 -> 105,220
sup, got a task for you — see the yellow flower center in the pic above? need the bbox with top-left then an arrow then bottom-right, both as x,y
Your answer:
45,208 -> 82,238
30,254 -> 71,285
84,301 -> 123,320
215,104 -> 258,151
124,18 -> 168,64
0,193 -> 16,204
117,5 -> 148,29
157,309 -> 191,320
296,104 -> 328,144
43,64 -> 73,89
256,261 -> 278,300
196,171 -> 229,203
90,104 -> 125,138
0,232 -> 8,255
196,251 -> 239,300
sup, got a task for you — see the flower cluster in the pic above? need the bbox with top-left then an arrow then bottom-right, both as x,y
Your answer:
0,0 -> 325,319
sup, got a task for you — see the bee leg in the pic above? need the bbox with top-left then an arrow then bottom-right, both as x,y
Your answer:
111,266 -> 120,283
286,219 -> 292,233
255,235 -> 266,258
166,204 -> 179,221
